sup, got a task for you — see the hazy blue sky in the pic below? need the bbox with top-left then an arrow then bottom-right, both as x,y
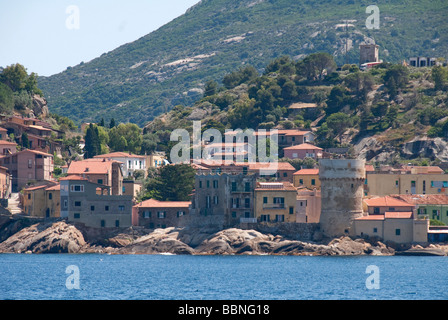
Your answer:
0,0 -> 200,76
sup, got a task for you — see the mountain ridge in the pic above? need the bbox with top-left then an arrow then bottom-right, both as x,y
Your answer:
37,0 -> 448,126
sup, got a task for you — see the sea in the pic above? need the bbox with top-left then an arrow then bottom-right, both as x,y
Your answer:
0,254 -> 447,301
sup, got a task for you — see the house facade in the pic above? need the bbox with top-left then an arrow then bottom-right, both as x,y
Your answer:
0,149 -> 54,192
296,188 -> 321,223
60,176 -> 133,228
66,158 -> 124,195
293,168 -> 320,189
94,152 -> 147,178
254,181 -> 297,223
283,143 -> 323,160
132,198 -> 191,228
22,182 -> 60,218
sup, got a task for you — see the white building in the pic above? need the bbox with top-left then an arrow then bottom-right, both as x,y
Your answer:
94,152 -> 147,178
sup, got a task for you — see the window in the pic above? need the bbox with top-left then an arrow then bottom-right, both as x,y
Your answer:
245,198 -> 250,208
273,197 -> 285,204
395,180 -> 399,187
283,172 -> 287,177
199,181 -> 202,188
90,206 -> 95,211
276,215 -> 284,222
263,197 -> 268,204
213,180 -> 218,188
231,181 -> 237,192
299,179 -> 303,184
115,220 -> 120,227
231,211 -> 237,218
206,196 -> 211,209
27,193 -> 31,200
260,215 -> 270,222
98,179 -> 103,184
70,185 -> 84,192
289,207 -> 294,214
374,207 -> 380,214
206,180 -> 210,188
74,201 -> 81,207
119,205 -> 125,211
63,200 -> 68,208
101,220 -> 106,227
311,179 -> 316,186
388,207 -> 395,211
177,211 -> 184,217
74,213 -> 80,219
143,210 -> 151,218
245,182 -> 251,192
213,196 -> 219,205
105,205 -> 109,211
395,229 -> 401,236
373,227 -> 378,233
28,159 -> 32,168
157,211 -> 166,218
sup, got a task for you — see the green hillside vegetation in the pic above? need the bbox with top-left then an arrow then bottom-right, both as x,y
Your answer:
37,0 -> 448,126
143,53 -> 448,164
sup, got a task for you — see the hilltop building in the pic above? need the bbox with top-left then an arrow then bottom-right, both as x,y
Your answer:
94,152 -> 147,178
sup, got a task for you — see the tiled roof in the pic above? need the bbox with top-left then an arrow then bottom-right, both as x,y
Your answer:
255,181 -> 296,191
135,198 -> 191,208
283,143 -> 322,150
384,211 -> 413,219
46,184 -> 61,191
293,168 -> 319,175
390,194 -> 448,205
364,196 -> 415,208
94,152 -> 146,159
59,175 -> 88,181
67,159 -> 117,175
355,215 -> 385,221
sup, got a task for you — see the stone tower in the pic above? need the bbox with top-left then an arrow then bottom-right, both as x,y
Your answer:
359,44 -> 379,65
319,159 -> 366,238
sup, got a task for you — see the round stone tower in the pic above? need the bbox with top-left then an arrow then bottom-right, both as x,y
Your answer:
319,159 -> 366,238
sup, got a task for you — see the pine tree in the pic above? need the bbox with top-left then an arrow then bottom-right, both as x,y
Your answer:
84,124 -> 101,158
109,118 -> 116,129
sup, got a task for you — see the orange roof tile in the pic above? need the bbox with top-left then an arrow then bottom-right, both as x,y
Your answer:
46,184 -> 61,191
135,198 -> 191,208
364,196 -> 415,208
293,168 -> 319,175
384,211 -> 413,219
283,143 -> 322,150
67,159 -> 117,175
94,152 -> 146,159
390,194 -> 448,205
59,175 -> 88,181
356,215 -> 385,221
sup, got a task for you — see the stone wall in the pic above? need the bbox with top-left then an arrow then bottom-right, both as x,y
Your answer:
241,222 -> 320,241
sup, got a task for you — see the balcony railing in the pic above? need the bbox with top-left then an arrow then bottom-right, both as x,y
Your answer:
240,217 -> 257,223
263,204 -> 285,209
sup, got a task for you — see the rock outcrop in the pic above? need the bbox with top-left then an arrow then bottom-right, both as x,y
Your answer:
0,221 -> 87,253
0,220 -> 399,255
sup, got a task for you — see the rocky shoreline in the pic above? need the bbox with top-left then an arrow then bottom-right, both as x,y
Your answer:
0,216 -> 446,256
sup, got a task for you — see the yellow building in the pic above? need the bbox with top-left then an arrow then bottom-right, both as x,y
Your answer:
354,212 -> 429,244
254,181 -> 297,223
22,182 -> 60,218
293,168 -> 320,189
366,166 -> 448,196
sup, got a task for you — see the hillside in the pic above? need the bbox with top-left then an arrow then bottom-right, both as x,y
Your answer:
143,54 -> 448,165
37,0 -> 448,126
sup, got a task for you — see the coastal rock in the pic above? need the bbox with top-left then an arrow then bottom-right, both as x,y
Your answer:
118,227 -> 195,255
0,221 -> 87,253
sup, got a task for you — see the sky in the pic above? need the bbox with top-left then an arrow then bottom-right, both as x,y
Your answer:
0,0 -> 201,77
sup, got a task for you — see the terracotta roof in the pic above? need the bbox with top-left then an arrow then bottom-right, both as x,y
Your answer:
283,143 -> 322,150
46,184 -> 61,191
293,168 -> 319,175
135,198 -> 191,208
67,159 -> 117,175
401,165 -> 444,174
390,194 -> 448,205
0,141 -> 17,146
365,164 -> 375,172
224,129 -> 312,136
364,196 -> 415,208
255,181 -> 296,191
23,185 -> 48,191
356,214 -> 385,221
384,211 -> 413,219
94,152 -> 146,159
59,175 -> 88,181
247,162 -> 296,171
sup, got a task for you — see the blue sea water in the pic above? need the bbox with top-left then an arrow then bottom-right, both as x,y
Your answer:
0,254 -> 447,300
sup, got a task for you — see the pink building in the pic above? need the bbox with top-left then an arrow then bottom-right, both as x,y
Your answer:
296,188 -> 321,223
0,149 -> 54,192
283,143 -> 323,160
0,140 -> 17,155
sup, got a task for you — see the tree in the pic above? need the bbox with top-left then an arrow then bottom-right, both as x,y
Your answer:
432,65 -> 448,91
203,80 -> 218,97
108,123 -> 142,154
344,71 -> 374,102
21,132 -> 30,149
326,85 -> 350,114
144,164 -> 196,201
222,66 -> 258,89
383,65 -> 409,97
297,52 -> 337,82
84,124 -> 101,158
326,112 -> 353,143
109,118 -> 116,129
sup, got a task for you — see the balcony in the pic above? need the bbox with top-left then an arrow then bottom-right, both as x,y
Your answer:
262,203 -> 285,209
240,217 -> 257,223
